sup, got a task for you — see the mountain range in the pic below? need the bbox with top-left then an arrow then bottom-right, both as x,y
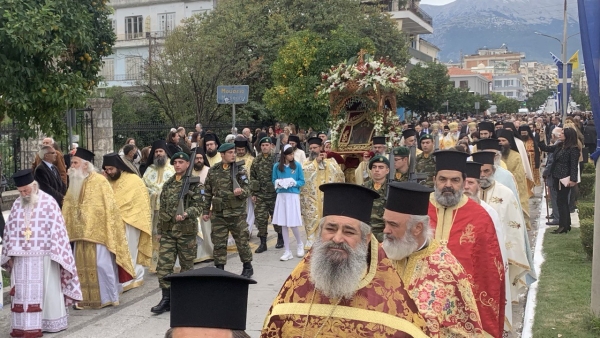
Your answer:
420,0 -> 582,63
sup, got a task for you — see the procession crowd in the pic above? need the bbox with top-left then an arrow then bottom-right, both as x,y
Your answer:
0,110 -> 593,338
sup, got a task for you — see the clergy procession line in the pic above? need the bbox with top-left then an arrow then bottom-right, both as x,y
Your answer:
0,113 -> 588,337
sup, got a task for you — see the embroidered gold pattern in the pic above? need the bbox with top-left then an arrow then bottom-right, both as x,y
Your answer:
459,223 -> 476,245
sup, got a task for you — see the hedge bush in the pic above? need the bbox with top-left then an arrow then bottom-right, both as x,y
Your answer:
579,201 -> 595,221
580,217 -> 594,260
584,162 -> 595,174
579,173 -> 596,199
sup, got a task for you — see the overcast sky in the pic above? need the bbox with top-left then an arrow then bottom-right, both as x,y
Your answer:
420,0 -> 456,5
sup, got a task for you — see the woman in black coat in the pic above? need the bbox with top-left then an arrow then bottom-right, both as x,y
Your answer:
538,127 -> 580,234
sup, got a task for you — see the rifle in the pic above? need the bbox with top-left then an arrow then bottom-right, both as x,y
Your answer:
408,145 -> 428,184
175,148 -> 198,222
232,159 -> 246,191
386,149 -> 395,199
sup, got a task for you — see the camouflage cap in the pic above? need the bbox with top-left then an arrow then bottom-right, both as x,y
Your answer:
170,152 -> 190,165
393,146 -> 409,157
368,155 -> 390,170
218,143 -> 235,153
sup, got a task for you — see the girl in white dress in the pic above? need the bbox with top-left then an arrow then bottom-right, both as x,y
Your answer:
272,145 -> 305,261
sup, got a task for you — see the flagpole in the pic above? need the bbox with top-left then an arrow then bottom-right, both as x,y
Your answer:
562,0 -> 568,124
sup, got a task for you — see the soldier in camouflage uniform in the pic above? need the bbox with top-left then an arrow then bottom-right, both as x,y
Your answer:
362,155 -> 389,243
201,143 -> 254,278
392,146 -> 410,182
415,134 -> 436,188
250,137 -> 283,253
151,152 -> 203,315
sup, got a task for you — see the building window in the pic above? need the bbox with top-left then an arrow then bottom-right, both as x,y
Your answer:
100,59 -> 114,81
158,13 -> 176,37
125,16 -> 144,40
494,80 -> 502,88
503,79 -> 514,87
505,91 -> 514,97
111,19 -> 117,35
459,80 -> 469,89
125,56 -> 144,81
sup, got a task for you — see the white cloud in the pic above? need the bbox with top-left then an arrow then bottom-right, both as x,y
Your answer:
420,0 -> 456,5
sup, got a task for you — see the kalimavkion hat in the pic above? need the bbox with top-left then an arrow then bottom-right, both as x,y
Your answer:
476,138 -> 501,151
74,147 -> 95,162
372,136 -> 386,145
385,182 -> 433,216
478,121 -> 495,132
471,151 -> 496,166
13,169 -> 34,187
165,267 -> 256,330
368,155 -> 390,170
319,183 -> 380,225
402,129 -> 417,139
307,137 -> 322,146
170,152 -> 190,165
102,153 -> 135,174
465,161 -> 483,179
433,150 -> 469,173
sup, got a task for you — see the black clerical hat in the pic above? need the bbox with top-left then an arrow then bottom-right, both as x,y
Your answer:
433,150 -> 469,173
372,136 -> 386,145
465,161 -> 483,179
385,182 -> 433,216
307,137 -> 322,146
102,153 -> 134,173
190,147 -> 208,166
165,267 -> 256,330
478,121 -> 495,132
319,183 -> 379,225
74,147 -> 95,162
146,140 -> 171,167
203,132 -> 221,149
471,151 -> 496,165
402,129 -> 417,139
288,135 -> 300,144
13,169 -> 34,187
476,138 -> 501,151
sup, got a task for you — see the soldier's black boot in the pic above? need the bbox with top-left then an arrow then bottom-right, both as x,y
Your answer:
255,236 -> 267,253
275,233 -> 284,249
215,264 -> 225,270
150,288 -> 170,314
241,262 -> 254,278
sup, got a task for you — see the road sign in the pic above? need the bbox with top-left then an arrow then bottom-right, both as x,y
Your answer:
217,85 -> 249,104
474,102 -> 480,110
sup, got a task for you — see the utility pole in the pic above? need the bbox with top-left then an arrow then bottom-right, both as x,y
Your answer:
561,0 -> 568,125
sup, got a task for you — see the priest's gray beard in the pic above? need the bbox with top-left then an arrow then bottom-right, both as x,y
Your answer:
383,231 -> 419,261
21,182 -> 39,206
434,185 -> 464,207
309,236 -> 368,300
480,175 -> 495,189
67,167 -> 89,201
464,190 -> 481,204
154,155 -> 167,167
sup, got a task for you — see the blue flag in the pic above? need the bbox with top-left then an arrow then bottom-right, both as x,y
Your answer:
550,52 -> 572,118
578,0 -> 600,163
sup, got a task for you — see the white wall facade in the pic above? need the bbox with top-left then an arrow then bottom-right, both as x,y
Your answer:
450,74 -> 490,96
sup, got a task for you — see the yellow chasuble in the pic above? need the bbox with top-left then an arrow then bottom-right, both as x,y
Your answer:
107,171 -> 152,267
63,172 -> 135,308
354,161 -> 371,185
502,149 -> 530,221
261,235 -> 428,337
300,158 -> 345,248
207,152 -> 222,167
393,240 -> 488,338
237,153 -> 254,179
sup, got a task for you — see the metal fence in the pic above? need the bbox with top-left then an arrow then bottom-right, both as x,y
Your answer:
0,121 -> 22,190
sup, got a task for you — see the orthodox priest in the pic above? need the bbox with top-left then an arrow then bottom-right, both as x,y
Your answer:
519,125 -> 541,189
234,135 -> 256,236
288,134 -> 306,164
203,132 -> 222,167
504,122 -> 534,189
382,181 -> 484,337
1,170 -> 82,336
142,140 -> 175,272
300,137 -> 345,249
261,183 -> 428,337
103,153 -> 152,291
472,151 -> 533,303
428,150 -> 505,337
62,148 -> 135,309
191,148 -> 213,262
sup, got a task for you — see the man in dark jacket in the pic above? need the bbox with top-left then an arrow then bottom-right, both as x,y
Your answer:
584,119 -> 597,156
543,128 -> 562,225
34,145 -> 67,207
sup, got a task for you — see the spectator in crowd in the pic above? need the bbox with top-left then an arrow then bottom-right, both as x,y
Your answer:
167,129 -> 183,156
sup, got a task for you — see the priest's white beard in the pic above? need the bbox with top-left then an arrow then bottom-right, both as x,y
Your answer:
21,183 -> 39,206
434,185 -> 464,207
383,232 -> 419,261
310,237 -> 368,300
464,190 -> 481,204
67,167 -> 89,200
480,175 -> 495,189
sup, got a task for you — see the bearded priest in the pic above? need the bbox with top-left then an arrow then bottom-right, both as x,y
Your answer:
2,170 -> 82,337
382,181 -> 484,337
262,183 -> 428,337
103,153 -> 152,292
428,150 -> 505,338
62,148 -> 135,309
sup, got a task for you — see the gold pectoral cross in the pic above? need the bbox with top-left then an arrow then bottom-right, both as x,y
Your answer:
23,228 -> 32,241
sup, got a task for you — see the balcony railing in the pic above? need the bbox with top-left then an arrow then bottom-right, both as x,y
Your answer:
101,73 -> 144,82
400,2 -> 433,26
116,30 -> 173,41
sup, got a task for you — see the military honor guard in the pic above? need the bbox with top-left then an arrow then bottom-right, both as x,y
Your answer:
362,155 -> 390,242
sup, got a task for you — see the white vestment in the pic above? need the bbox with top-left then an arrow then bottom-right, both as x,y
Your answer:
193,167 -> 214,262
293,149 -> 306,165
515,137 -> 534,182
122,225 -> 144,291
354,161 -> 371,186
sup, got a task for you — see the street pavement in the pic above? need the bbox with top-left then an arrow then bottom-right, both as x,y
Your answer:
1,193 -> 545,338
